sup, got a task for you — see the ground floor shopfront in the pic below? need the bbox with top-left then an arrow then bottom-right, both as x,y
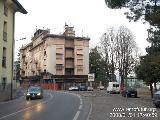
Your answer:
20,72 -> 88,90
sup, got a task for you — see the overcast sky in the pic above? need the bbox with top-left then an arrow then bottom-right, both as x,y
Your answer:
15,0 -> 150,60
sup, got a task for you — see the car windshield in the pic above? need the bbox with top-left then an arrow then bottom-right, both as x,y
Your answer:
155,91 -> 160,95
28,87 -> 41,92
113,84 -> 119,87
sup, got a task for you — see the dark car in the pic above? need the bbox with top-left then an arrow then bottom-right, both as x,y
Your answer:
79,86 -> 87,91
121,87 -> 137,98
153,91 -> 160,108
26,86 -> 43,100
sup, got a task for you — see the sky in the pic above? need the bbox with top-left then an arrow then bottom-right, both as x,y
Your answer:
14,0 -> 150,60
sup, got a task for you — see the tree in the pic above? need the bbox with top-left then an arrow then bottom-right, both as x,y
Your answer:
100,26 -> 139,89
105,0 -> 160,97
100,27 -> 117,82
105,0 -> 160,25
89,46 -> 108,82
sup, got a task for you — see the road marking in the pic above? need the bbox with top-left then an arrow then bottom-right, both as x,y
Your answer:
73,111 -> 80,120
80,99 -> 83,105
87,103 -> 92,120
0,93 -> 53,120
0,96 -> 24,105
79,105 -> 82,110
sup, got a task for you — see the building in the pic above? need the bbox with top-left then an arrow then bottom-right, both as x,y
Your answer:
20,25 -> 90,89
0,0 -> 27,101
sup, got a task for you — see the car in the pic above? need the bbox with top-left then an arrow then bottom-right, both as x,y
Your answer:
87,86 -> 93,91
26,86 -> 43,100
98,86 -> 105,90
153,91 -> 160,108
68,86 -> 79,91
79,86 -> 87,91
121,87 -> 137,98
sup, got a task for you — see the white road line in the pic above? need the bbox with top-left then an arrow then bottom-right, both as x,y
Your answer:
87,103 -> 92,120
80,99 -> 83,105
73,111 -> 80,120
79,105 -> 82,110
0,93 -> 53,120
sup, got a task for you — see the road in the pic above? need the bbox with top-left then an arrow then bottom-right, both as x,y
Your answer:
75,90 -> 160,120
0,90 -> 160,120
0,91 -> 91,120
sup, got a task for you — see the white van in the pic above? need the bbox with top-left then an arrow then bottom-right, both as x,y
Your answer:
107,82 -> 120,94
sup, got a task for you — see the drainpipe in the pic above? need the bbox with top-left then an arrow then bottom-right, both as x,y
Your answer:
11,12 -> 15,100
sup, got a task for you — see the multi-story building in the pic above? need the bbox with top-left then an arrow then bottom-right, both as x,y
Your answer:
0,0 -> 27,101
20,24 -> 90,89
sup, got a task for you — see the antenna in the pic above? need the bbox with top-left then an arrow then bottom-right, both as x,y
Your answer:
82,29 -> 83,37
36,26 -> 37,31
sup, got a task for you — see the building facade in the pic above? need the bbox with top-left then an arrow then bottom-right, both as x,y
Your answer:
20,25 -> 90,89
0,0 -> 27,101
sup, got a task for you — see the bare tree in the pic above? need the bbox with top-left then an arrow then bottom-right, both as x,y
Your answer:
100,27 -> 117,82
116,27 -> 138,87
100,26 -> 139,89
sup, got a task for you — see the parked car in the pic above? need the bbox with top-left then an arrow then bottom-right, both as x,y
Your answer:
97,86 -> 105,90
121,87 -> 137,98
87,86 -> 93,91
68,86 -> 79,91
79,86 -> 87,91
153,91 -> 160,108
107,82 -> 120,94
26,86 -> 43,100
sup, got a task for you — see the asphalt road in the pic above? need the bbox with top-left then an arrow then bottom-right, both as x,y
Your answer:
75,90 -> 160,120
0,91 -> 91,120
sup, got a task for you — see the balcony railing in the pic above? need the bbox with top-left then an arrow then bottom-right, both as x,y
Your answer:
4,5 -> 8,16
56,64 -> 63,70
2,57 -> 6,67
3,32 -> 7,41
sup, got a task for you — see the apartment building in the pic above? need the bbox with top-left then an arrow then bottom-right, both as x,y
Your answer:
0,0 -> 27,101
20,24 -> 90,89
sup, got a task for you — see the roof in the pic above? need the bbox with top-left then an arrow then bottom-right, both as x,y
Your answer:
42,34 -> 90,41
12,0 -> 27,14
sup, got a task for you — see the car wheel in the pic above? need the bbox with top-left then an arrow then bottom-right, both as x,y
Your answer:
155,104 -> 160,108
26,97 -> 29,100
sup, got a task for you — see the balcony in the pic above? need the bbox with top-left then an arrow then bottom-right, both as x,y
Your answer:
77,55 -> 83,59
65,60 -> 74,68
31,66 -> 35,72
77,59 -> 83,65
56,64 -> 64,70
56,59 -> 63,64
56,48 -> 63,54
34,59 -> 38,64
2,57 -> 6,67
37,64 -> 41,71
77,65 -> 83,69
65,41 -> 74,48
3,32 -> 7,41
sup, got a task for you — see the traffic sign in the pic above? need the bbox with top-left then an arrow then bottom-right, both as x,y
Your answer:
88,74 -> 95,82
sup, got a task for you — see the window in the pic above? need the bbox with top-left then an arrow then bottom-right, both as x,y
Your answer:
113,84 -> 119,87
44,51 -> 46,56
2,77 -> 7,90
56,64 -> 63,70
4,0 -> 8,16
3,21 -> 7,41
2,47 -> 6,67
